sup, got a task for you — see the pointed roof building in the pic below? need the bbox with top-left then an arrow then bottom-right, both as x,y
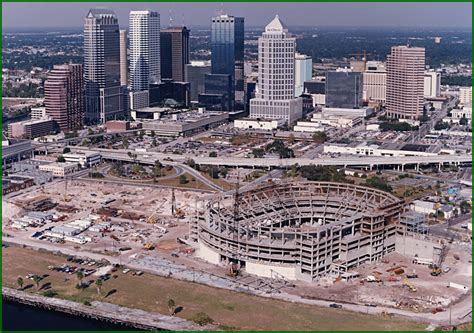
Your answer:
265,14 -> 288,33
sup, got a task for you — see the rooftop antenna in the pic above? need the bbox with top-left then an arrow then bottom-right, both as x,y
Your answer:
169,9 -> 173,28
182,13 -> 185,28
219,2 -> 224,15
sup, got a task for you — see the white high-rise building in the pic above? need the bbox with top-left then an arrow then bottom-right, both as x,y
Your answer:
129,10 -> 160,93
459,86 -> 472,105
249,15 -> 302,125
386,45 -> 425,120
295,53 -> 312,97
423,71 -> 441,98
362,61 -> 387,103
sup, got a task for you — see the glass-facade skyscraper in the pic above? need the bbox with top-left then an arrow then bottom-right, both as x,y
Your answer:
84,8 -> 127,124
202,14 -> 244,111
325,71 -> 363,109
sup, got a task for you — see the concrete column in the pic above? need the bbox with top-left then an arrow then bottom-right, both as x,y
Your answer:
438,163 -> 442,171
401,164 -> 405,172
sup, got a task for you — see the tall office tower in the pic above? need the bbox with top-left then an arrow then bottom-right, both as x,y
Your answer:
386,45 -> 425,120
249,15 -> 302,125
295,53 -> 312,97
205,14 -> 244,108
423,71 -> 441,98
362,61 -> 387,103
325,71 -> 363,109
119,30 -> 128,87
185,61 -> 211,102
160,27 -> 190,82
84,9 -> 127,124
44,64 -> 84,131
129,10 -> 160,109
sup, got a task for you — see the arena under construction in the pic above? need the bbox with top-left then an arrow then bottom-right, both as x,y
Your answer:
190,181 -> 405,282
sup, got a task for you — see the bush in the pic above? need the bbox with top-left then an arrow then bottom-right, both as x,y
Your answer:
179,174 -> 188,184
83,300 -> 92,306
365,176 -> 393,193
209,151 -> 217,157
42,290 -> 57,298
191,312 -> 214,326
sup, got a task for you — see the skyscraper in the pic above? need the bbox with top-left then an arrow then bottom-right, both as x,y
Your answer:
295,53 -> 312,97
386,45 -> 425,120
119,29 -> 128,87
202,14 -> 244,110
129,10 -> 160,109
84,8 -> 127,124
185,61 -> 211,102
44,64 -> 84,131
249,15 -> 302,125
325,71 -> 363,109
160,27 -> 190,82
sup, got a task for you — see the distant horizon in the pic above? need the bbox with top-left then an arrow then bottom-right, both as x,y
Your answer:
2,2 -> 471,29
3,25 -> 473,32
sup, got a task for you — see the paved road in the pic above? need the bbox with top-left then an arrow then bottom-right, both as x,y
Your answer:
76,147 -> 472,169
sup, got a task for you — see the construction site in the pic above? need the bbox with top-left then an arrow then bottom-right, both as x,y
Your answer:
192,181 -> 412,280
2,178 -> 472,326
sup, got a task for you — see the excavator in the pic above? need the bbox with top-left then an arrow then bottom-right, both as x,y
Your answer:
226,262 -> 240,277
402,277 -> 417,292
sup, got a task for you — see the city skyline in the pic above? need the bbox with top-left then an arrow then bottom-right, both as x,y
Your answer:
2,2 -> 472,29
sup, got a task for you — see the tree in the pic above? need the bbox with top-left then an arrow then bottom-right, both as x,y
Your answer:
312,131 -> 328,143
459,116 -> 468,126
434,120 -> 450,131
460,200 -> 471,214
122,137 -> 129,149
167,299 -> 176,316
252,148 -> 265,158
62,147 -> 71,154
57,155 -> 66,163
152,138 -> 158,147
131,164 -> 144,175
185,158 -> 196,169
191,312 -> 214,326
17,276 -> 24,290
76,271 -> 84,287
179,174 -> 188,184
32,275 -> 42,290
95,279 -> 103,295
208,166 -> 220,179
153,160 -> 162,178
365,176 -> 393,193
209,151 -> 217,157
150,130 -> 155,137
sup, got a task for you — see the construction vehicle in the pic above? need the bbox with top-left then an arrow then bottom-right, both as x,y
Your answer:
174,207 -> 185,219
143,243 -> 155,250
402,277 -> 417,292
406,270 -> 418,279
226,262 -> 240,277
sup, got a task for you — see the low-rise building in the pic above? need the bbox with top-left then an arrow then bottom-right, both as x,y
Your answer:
234,118 -> 285,131
141,110 -> 229,137
63,151 -> 101,168
411,200 -> 438,215
324,142 -> 455,157
38,162 -> 78,177
7,118 -> 57,139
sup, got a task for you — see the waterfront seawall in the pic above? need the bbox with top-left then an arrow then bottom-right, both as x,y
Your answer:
2,287 -> 214,331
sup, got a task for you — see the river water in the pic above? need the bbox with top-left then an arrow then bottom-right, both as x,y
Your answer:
3,300 -> 139,331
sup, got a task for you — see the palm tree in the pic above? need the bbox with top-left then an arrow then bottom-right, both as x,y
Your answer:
95,279 -> 103,295
32,275 -> 42,290
167,299 -> 176,316
17,277 -> 24,290
76,271 -> 84,287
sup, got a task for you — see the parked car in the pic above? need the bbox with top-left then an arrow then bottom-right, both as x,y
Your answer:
329,303 -> 342,309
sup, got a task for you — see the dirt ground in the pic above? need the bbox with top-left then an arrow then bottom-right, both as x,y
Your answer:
2,246 -> 427,331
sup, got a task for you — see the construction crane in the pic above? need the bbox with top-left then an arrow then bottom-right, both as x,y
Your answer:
348,50 -> 373,72
227,171 -> 241,277
431,225 -> 454,276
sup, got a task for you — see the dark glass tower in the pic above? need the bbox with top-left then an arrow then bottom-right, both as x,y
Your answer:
84,8 -> 127,124
204,14 -> 244,110
160,27 -> 190,82
325,71 -> 363,109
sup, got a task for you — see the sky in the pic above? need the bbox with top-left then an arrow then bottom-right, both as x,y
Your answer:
2,2 -> 472,29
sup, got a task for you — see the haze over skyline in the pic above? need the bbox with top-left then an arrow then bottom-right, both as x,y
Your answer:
2,2 -> 472,29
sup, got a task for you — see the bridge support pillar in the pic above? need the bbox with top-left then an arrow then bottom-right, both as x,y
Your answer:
401,164 -> 405,172
415,163 -> 420,172
438,162 -> 442,171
